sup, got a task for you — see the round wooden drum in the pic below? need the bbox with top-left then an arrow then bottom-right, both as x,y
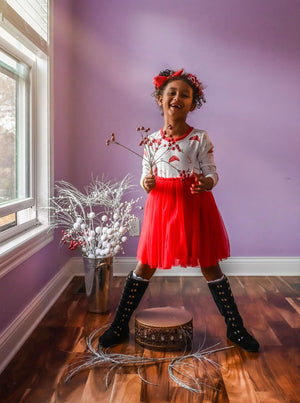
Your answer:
135,307 -> 193,350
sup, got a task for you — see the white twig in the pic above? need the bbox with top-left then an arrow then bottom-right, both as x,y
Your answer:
64,326 -> 234,394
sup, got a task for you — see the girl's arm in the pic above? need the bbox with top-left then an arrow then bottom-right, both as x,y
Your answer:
190,173 -> 214,194
142,173 -> 156,193
198,132 -> 219,189
140,147 -> 156,192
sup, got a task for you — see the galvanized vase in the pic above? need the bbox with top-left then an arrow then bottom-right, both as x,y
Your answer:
83,256 -> 113,313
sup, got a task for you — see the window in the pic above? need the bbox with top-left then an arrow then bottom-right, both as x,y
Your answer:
0,49 -> 31,233
0,0 -> 53,277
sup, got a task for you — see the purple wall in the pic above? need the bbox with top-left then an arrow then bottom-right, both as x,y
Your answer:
71,0 -> 300,257
0,0 -> 299,335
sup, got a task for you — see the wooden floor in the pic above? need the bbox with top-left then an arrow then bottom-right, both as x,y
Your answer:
0,275 -> 299,402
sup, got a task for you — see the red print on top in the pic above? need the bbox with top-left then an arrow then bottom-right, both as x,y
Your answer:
169,155 -> 180,163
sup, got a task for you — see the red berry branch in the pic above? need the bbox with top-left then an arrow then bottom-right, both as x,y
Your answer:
106,126 -> 184,176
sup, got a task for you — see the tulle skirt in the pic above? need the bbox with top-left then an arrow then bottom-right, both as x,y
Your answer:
137,176 -> 230,269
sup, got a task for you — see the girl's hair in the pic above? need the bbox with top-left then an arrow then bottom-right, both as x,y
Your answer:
152,69 -> 206,109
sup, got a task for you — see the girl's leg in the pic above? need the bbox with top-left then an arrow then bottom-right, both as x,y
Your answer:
99,262 -> 155,348
134,262 -> 156,280
201,264 -> 223,281
202,263 -> 259,352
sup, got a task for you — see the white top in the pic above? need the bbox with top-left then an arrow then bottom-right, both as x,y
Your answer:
140,127 -> 219,189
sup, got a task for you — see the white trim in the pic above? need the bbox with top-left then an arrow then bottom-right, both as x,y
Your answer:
0,198 -> 35,217
0,258 -> 73,374
0,30 -> 36,63
220,257 -> 300,276
0,255 -> 299,374
73,256 -> 300,277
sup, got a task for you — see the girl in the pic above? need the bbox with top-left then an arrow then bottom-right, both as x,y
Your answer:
99,69 -> 259,352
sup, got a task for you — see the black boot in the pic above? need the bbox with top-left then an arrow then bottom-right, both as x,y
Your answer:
98,271 -> 149,348
208,275 -> 259,352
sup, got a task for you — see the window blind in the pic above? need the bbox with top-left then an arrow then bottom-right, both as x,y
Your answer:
7,0 -> 48,41
0,0 -> 49,54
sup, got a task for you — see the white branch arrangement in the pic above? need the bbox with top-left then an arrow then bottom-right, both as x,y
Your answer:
50,175 -> 141,258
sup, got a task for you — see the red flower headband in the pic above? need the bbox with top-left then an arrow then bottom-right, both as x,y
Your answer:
153,69 -> 203,96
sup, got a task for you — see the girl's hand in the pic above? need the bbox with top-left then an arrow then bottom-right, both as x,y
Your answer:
190,172 -> 214,194
143,173 -> 156,193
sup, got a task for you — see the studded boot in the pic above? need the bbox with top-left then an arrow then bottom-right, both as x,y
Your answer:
98,271 -> 149,348
208,275 -> 259,352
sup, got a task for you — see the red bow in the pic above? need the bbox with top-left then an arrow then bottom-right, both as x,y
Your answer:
153,69 -> 184,89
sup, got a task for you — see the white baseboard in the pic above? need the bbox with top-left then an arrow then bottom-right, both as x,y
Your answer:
73,256 -> 300,276
0,256 -> 299,374
220,257 -> 300,276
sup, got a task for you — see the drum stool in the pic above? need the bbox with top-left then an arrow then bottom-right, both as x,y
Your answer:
135,306 -> 193,350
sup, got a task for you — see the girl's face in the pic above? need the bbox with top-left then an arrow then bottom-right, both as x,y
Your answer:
158,80 -> 195,120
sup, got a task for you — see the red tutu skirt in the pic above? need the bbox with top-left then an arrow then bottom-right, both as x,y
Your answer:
137,177 -> 230,269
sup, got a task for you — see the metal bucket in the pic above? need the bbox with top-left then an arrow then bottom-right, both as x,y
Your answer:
83,256 -> 113,313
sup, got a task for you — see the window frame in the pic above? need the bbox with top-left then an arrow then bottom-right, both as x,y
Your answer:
0,1 -> 53,278
0,44 -> 35,236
